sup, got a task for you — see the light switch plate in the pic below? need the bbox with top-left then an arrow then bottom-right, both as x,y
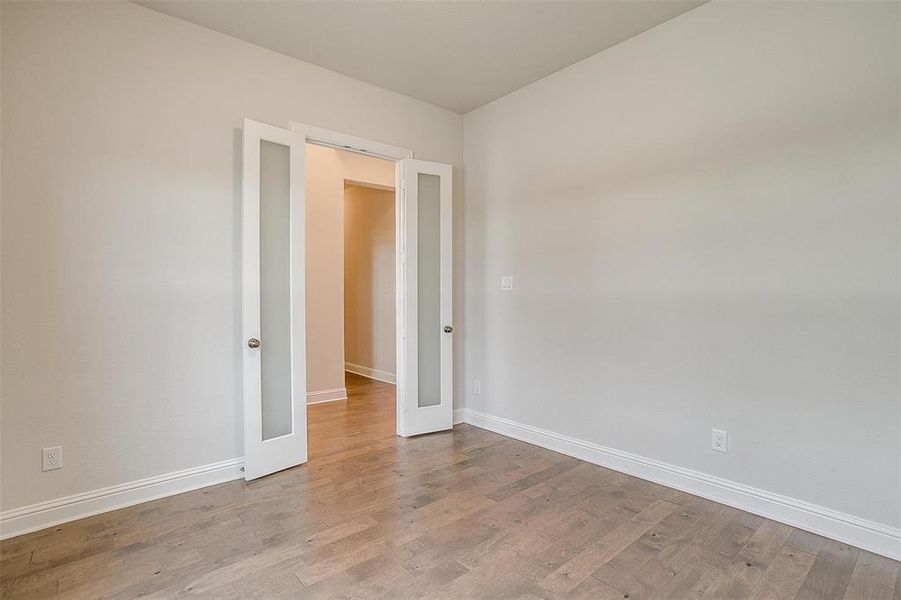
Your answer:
501,276 -> 514,291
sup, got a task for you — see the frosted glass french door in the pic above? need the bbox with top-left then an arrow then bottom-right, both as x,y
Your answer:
242,119 -> 307,480
398,159 -> 453,437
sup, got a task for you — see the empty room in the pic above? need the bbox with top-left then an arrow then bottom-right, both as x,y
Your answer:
0,1 -> 899,598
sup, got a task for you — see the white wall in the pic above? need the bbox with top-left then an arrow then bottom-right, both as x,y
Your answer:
344,185 -> 396,379
305,146 -> 395,398
462,0 -> 899,529
0,2 -> 4,503
0,1 -> 460,513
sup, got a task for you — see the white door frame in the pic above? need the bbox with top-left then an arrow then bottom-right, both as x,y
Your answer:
288,121 -> 416,437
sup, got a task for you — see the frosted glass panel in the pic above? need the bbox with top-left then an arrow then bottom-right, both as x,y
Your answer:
259,140 -> 292,440
417,173 -> 441,408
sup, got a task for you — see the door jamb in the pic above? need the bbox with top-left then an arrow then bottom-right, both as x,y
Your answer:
290,122 -> 413,162
288,121 -> 413,438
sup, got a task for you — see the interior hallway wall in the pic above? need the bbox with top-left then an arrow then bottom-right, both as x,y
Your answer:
462,0 -> 900,528
343,185 -> 396,382
305,146 -> 394,400
0,1 -> 461,516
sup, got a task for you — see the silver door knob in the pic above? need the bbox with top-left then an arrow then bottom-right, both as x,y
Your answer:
443,326 -> 453,333
247,338 -> 261,349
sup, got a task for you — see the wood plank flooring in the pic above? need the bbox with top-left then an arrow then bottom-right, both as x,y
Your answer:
1,373 -> 898,599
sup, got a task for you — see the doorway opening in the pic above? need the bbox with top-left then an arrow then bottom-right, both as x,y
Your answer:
241,119 -> 453,480
304,144 -> 397,459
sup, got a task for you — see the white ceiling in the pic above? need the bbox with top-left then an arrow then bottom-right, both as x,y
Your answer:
137,1 -> 706,114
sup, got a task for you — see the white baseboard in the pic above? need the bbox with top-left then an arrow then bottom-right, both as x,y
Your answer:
306,387 -> 348,404
8,408 -> 896,559
454,408 -> 900,561
345,363 -> 396,385
0,457 -> 244,540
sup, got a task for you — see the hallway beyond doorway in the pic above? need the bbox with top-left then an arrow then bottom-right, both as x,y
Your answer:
307,372 -> 396,461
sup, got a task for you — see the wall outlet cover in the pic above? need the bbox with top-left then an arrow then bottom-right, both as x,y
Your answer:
473,379 -> 481,395
711,429 -> 728,453
501,276 -> 514,291
42,446 -> 63,471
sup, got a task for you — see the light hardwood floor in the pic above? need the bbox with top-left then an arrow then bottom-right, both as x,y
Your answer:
1,373 -> 898,599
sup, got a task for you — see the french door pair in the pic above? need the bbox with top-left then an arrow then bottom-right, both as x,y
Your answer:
241,119 -> 453,480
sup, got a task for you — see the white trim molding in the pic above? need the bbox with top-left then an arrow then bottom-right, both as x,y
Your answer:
288,121 -> 413,161
345,363 -> 396,385
306,387 -> 348,404
0,458 -> 244,540
454,408 -> 900,561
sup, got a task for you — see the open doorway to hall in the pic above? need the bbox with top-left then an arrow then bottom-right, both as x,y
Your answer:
304,144 -> 397,460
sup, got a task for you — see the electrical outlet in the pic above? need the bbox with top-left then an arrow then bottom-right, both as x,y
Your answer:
473,379 -> 481,395
711,429 -> 728,453
501,276 -> 514,291
42,446 -> 62,471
